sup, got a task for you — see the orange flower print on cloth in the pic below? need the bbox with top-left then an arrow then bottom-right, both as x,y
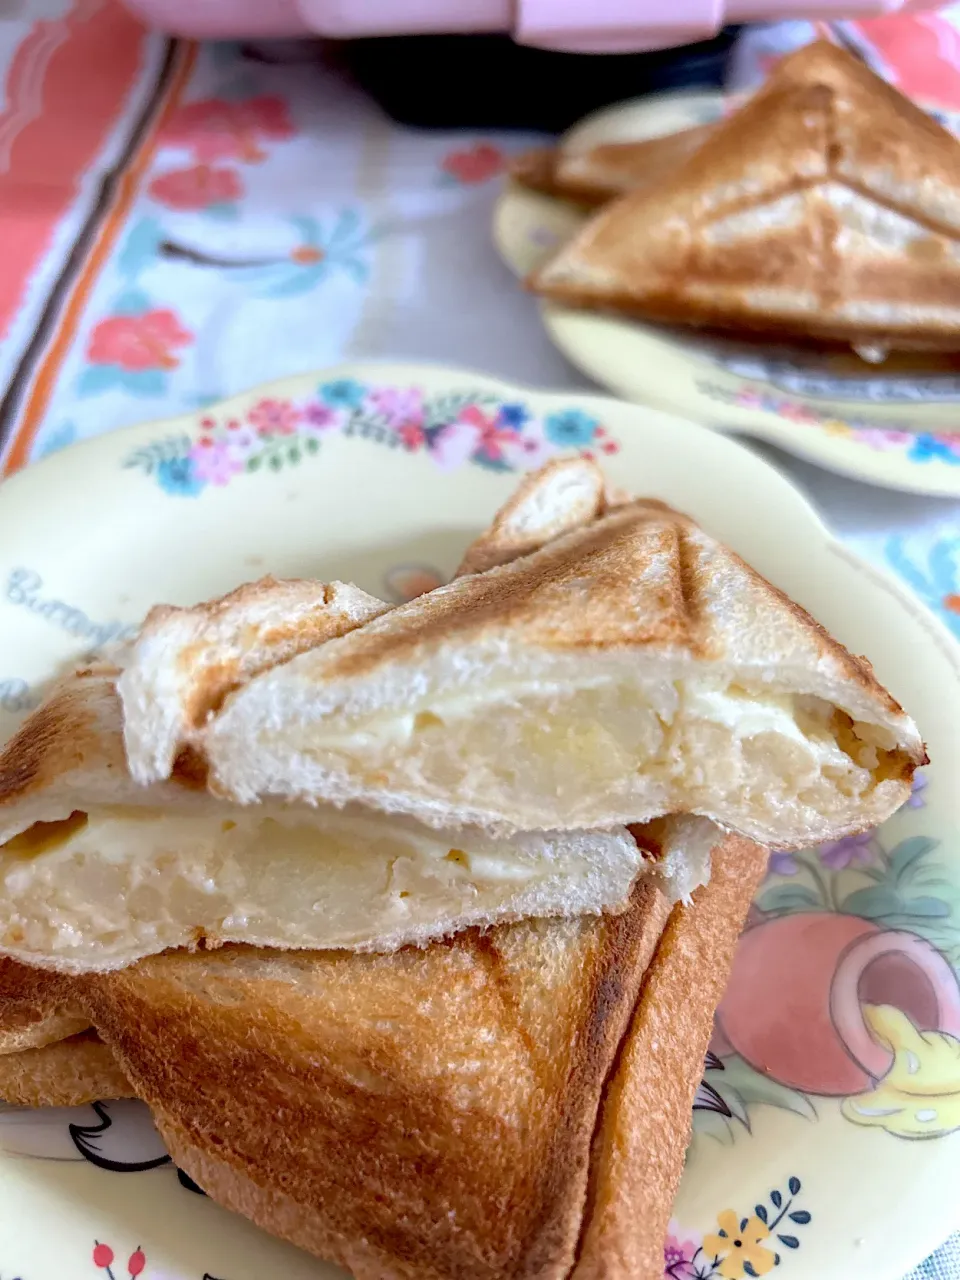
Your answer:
80,309 -> 194,398
148,164 -> 245,212
162,95 -> 295,164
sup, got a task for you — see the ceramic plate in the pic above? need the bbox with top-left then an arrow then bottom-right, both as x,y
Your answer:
493,90 -> 960,496
0,363 -> 958,1280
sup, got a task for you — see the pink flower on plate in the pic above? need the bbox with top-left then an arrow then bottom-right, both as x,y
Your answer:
162,95 -> 295,163
87,309 -> 193,370
458,404 -> 518,463
663,1225 -> 700,1278
148,163 -> 244,210
189,438 -> 244,486
384,564 -> 445,603
778,400 -> 819,424
852,428 -> 914,451
500,419 -> 555,471
302,403 -> 344,435
222,423 -> 260,459
248,398 -> 302,436
397,422 -> 426,450
430,419 -> 481,471
369,386 -> 424,430
735,390 -> 764,410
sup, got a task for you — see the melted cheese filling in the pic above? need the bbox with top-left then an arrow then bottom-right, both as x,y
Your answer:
0,805 -> 641,969
281,678 -> 904,835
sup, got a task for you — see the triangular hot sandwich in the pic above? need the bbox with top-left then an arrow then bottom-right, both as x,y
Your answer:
0,834 -> 768,1279
531,41 -> 960,352
195,498 -> 924,845
0,463 -> 670,974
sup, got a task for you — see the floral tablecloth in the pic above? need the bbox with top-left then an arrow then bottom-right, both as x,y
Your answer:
0,6 -> 957,1277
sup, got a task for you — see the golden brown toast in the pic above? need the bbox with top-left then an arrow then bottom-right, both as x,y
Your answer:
531,41 -> 960,352
0,957 -> 89,1052
203,497 -> 924,846
510,124 -> 715,207
44,833 -> 762,1280
0,1030 -> 133,1107
68,877 -> 672,1280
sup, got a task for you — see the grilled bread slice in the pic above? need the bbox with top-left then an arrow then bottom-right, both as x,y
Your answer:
68,833 -> 766,1280
0,461 -> 686,975
0,669 -> 645,972
201,498 -> 924,846
510,124 -> 715,207
530,42 -> 960,352
0,1030 -> 133,1107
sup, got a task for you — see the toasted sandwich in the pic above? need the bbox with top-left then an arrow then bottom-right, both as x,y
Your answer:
0,665 -> 652,972
530,41 -> 960,353
510,124 -> 715,208
194,498 -> 924,845
0,460 -> 800,1274
0,463 -> 674,974
0,832 -> 769,1279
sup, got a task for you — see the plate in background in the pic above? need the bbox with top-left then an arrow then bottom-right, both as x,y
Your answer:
494,91 -> 960,496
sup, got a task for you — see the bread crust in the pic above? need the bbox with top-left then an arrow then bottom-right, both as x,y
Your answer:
510,125 -> 714,207
0,1030 -> 133,1106
573,835 -> 769,1277
531,42 -> 960,350
0,836 -> 768,1276
82,879 -> 672,1280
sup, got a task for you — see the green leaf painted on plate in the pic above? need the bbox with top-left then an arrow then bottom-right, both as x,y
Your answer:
900,895 -> 952,919
756,884 -> 824,915
841,885 -> 905,920
890,837 -> 941,883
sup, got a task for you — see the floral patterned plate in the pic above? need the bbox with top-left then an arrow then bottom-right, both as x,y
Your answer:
0,363 -> 958,1280
494,90 -> 960,496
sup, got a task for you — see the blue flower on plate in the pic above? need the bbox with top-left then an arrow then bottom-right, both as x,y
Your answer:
156,456 -> 205,497
544,408 -> 599,448
318,378 -> 367,411
496,402 -> 530,432
908,434 -> 960,465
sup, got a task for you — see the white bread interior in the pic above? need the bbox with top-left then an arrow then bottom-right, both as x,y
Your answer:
119,577 -> 387,786
0,670 -> 650,974
204,501 -> 924,848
